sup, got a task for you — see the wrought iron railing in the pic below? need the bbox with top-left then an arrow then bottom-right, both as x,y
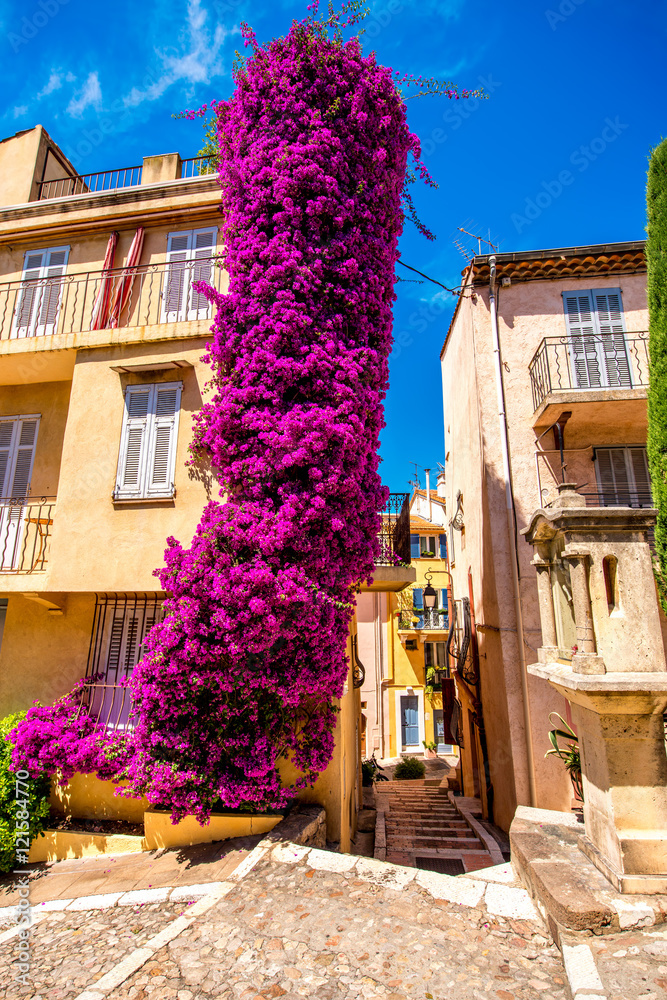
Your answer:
376,492 -> 410,565
0,257 -> 224,341
79,594 -> 164,731
38,165 -> 143,200
575,488 -> 654,509
528,333 -> 649,411
0,497 -> 56,573
398,608 -> 449,631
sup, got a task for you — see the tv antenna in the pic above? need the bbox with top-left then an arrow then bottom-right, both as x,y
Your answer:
457,227 -> 499,256
408,462 -> 421,490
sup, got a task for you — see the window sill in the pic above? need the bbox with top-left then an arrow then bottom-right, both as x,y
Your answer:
112,494 -> 176,505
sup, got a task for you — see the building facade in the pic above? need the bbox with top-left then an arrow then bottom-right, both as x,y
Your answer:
0,125 -> 414,855
357,480 -> 454,760
440,240 -> 656,831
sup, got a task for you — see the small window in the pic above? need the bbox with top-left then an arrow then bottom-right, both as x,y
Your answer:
420,535 -> 436,557
425,640 -> 448,670
12,246 -> 69,338
162,228 -> 217,322
0,416 -> 40,571
114,382 -> 182,500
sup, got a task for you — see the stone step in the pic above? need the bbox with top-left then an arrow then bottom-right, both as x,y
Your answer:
388,837 -> 483,850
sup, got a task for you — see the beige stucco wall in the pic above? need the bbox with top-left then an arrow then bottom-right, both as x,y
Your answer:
441,270 -> 649,830
42,338 -> 213,593
0,592 -> 94,716
0,379 -> 71,497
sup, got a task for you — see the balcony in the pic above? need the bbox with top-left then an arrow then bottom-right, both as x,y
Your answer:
528,332 -> 649,427
363,493 -> 415,592
0,257 -> 224,344
398,608 -> 449,632
37,155 -> 215,201
0,497 -> 56,574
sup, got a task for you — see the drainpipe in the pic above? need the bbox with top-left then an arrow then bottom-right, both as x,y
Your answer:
425,468 -> 432,521
489,256 -> 537,808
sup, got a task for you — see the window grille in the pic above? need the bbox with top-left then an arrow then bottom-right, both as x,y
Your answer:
82,593 -> 164,731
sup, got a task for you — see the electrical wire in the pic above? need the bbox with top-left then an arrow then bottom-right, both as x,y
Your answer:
397,258 -> 474,297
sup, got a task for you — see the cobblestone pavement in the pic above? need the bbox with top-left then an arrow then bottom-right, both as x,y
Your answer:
586,926 -> 667,999
0,843 -> 569,1000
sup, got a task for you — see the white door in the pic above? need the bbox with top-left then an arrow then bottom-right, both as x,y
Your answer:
0,417 -> 39,570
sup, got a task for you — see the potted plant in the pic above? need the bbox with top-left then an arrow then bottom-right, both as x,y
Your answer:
422,739 -> 438,759
545,712 -> 583,801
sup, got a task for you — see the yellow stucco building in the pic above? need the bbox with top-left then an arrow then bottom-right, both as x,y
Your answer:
0,125 -> 414,856
357,480 -> 455,761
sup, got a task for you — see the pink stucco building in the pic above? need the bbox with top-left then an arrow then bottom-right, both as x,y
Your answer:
440,240 -> 653,832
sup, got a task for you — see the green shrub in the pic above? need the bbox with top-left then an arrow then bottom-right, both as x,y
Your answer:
647,137 -> 667,611
0,712 -> 51,872
393,756 -> 426,780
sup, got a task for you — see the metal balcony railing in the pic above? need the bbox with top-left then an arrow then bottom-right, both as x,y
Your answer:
528,333 -> 649,411
180,155 -> 217,178
0,257 -> 224,341
38,165 -> 143,201
376,492 -> 410,565
398,608 -> 449,631
0,497 -> 56,573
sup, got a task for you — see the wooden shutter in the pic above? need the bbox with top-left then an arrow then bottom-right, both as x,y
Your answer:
413,588 -> 424,609
188,228 -> 216,319
37,248 -> 69,336
564,291 -> 601,388
0,421 -> 14,497
14,251 -> 45,337
440,588 -> 449,612
439,533 -> 447,559
13,247 -> 68,338
115,386 -> 152,498
595,448 -> 630,505
410,533 -> 420,559
593,289 -> 630,387
146,383 -> 181,495
10,419 -> 38,498
163,232 -> 191,321
629,448 -> 652,507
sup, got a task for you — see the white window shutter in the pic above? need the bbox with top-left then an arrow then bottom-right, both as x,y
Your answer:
13,251 -> 45,338
0,421 -> 15,497
10,419 -> 38,498
37,248 -> 69,336
189,228 -> 216,319
564,291 -> 601,388
147,383 -> 181,495
115,385 -> 152,498
163,232 -> 192,322
593,289 -> 631,387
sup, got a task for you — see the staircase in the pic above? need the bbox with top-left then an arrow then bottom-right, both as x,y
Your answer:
378,782 -> 495,874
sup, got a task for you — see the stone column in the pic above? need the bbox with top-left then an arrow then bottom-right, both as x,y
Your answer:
564,548 -> 605,674
532,555 -> 558,662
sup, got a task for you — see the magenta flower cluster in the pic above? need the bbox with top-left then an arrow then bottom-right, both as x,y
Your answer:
9,10 -> 471,822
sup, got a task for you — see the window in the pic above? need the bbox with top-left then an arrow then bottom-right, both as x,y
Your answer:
162,228 -> 217,322
83,595 -> 164,730
563,288 -> 631,389
594,446 -> 652,508
425,641 -> 448,670
114,382 -> 181,500
420,535 -> 437,557
0,416 -> 39,570
12,246 -> 69,338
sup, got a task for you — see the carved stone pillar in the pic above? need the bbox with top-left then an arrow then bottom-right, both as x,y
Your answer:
532,555 -> 558,661
564,547 -> 605,674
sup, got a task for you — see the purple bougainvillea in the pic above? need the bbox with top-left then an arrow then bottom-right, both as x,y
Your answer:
10,6 -> 477,821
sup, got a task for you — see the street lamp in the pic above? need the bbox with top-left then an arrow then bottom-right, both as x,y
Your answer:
423,569 -> 437,612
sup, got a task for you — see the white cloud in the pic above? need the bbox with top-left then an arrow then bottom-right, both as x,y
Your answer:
123,0 -> 230,109
67,72 -> 102,118
13,105 -> 27,118
37,71 -> 63,100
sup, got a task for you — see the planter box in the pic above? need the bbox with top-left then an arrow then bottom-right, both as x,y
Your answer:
28,829 -> 146,863
143,810 -> 282,850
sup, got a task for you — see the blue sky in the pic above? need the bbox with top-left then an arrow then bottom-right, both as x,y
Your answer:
2,0 -> 663,493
